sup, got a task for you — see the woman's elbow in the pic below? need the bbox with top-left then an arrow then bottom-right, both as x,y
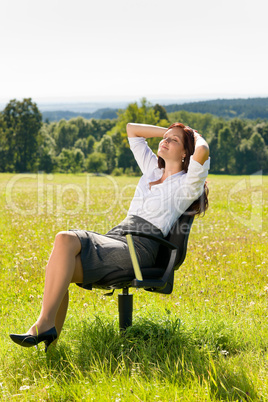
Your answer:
202,145 -> 210,158
126,123 -> 138,137
126,123 -> 133,137
193,145 -> 210,165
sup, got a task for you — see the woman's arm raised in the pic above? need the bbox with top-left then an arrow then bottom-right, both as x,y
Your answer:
192,131 -> 210,166
126,123 -> 167,138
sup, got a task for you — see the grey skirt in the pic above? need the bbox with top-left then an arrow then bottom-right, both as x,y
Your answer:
70,215 -> 163,290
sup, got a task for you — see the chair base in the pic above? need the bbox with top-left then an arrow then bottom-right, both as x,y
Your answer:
118,288 -> 133,331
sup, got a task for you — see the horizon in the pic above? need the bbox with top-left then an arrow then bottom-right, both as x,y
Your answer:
1,94 -> 268,113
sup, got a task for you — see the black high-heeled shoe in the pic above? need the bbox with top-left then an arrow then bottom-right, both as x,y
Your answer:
9,327 -> 58,352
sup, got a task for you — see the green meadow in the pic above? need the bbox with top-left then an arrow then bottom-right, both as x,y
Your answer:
0,173 -> 267,401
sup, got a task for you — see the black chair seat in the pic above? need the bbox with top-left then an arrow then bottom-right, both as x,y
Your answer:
94,267 -> 166,289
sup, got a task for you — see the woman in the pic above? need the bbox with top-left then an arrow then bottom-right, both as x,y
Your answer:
10,122 -> 210,351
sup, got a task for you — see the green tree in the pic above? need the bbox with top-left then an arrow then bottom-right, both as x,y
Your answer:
229,118 -> 247,142
87,135 -> 95,154
74,138 -> 88,155
255,122 -> 268,145
217,126 -> 233,173
247,132 -> 267,173
86,152 -> 107,173
206,119 -> 226,173
97,134 -> 116,173
55,120 -> 79,153
207,133 -> 220,172
86,119 -> 116,141
74,135 -> 95,157
108,98 -> 163,171
109,98 -> 159,138
57,148 -> 85,173
118,144 -> 138,172
0,116 -> 15,171
2,98 -> 42,172
235,132 -> 267,174
69,116 -> 95,139
37,125 -> 57,173
154,104 -> 169,121
167,110 -> 215,140
236,138 -> 253,174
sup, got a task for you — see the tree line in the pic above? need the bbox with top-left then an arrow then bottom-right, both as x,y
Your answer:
165,97 -> 268,120
0,98 -> 267,175
42,107 -> 118,122
41,97 -> 268,122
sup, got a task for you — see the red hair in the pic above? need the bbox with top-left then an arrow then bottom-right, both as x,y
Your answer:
158,122 -> 209,216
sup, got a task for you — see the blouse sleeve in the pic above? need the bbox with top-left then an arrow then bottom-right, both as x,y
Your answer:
128,137 -> 158,174
179,155 -> 210,202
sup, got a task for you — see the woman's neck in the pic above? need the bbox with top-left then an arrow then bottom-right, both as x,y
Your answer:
162,161 -> 183,179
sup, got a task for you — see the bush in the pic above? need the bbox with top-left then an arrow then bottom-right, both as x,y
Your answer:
112,167 -> 124,176
124,167 -> 140,176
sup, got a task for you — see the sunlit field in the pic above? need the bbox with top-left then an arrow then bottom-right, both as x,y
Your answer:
0,173 -> 267,401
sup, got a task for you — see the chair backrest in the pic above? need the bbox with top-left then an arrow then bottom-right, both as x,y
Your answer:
154,212 -> 194,270
145,212 -> 194,295
168,212 -> 195,269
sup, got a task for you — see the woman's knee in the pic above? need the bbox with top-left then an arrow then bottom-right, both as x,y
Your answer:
54,231 -> 81,254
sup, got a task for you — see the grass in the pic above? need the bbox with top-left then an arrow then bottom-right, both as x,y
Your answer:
0,173 -> 267,401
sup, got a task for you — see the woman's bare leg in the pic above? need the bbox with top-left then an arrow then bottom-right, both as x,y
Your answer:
54,290 -> 69,342
52,254 -> 83,342
28,232 -> 83,336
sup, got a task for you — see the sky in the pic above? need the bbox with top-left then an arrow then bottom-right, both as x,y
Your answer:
1,0 -> 268,106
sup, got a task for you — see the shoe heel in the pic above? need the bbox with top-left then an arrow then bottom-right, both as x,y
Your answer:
44,340 -> 51,353
44,333 -> 57,353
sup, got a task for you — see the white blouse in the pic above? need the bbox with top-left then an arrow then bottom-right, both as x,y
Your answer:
127,136 -> 210,236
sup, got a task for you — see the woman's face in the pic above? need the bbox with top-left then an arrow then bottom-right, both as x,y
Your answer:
157,127 -> 186,163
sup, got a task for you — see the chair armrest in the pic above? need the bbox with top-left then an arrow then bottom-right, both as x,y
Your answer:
123,231 -> 178,292
125,234 -> 143,281
121,230 -> 178,250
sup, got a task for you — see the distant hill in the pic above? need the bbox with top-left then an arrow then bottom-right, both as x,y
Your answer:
165,97 -> 268,120
42,108 -> 118,122
40,97 -> 268,121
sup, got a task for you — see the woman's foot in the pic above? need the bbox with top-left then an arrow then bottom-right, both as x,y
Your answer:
27,318 -> 55,336
9,326 -> 58,352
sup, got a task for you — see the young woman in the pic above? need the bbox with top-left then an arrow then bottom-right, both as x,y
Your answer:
10,122 -> 210,351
